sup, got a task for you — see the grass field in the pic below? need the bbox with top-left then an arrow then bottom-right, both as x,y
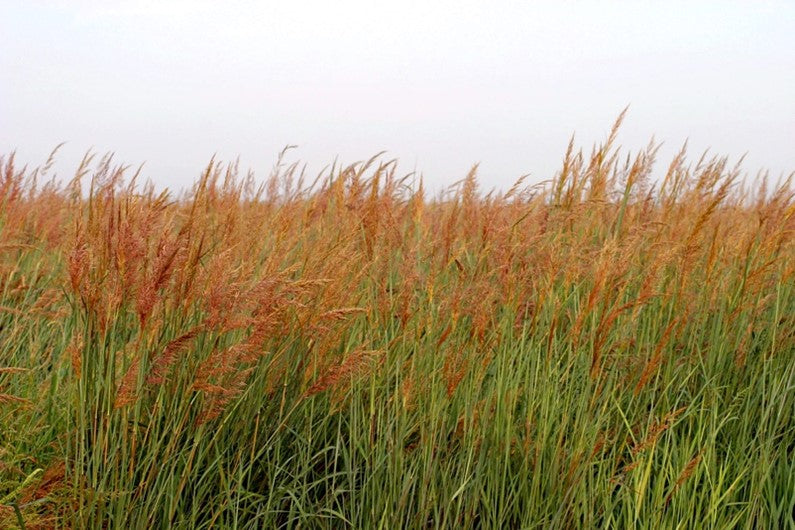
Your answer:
1,121 -> 794,528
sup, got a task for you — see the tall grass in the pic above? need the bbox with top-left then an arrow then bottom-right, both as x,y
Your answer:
1,120 -> 794,528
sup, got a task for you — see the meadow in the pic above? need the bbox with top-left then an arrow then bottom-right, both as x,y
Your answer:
1,119 -> 794,528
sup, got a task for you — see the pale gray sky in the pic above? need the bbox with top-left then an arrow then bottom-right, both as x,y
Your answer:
2,1 -> 793,191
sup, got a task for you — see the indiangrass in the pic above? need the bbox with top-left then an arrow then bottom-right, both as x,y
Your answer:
1,122 -> 794,528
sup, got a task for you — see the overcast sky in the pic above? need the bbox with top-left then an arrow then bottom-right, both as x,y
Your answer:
2,1 -> 793,192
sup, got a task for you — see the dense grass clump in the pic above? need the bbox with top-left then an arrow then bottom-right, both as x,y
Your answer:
1,121 -> 794,528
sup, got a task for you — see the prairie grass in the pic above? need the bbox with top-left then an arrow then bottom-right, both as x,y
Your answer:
1,120 -> 794,528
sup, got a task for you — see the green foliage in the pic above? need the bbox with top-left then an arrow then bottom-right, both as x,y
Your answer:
0,132 -> 794,528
